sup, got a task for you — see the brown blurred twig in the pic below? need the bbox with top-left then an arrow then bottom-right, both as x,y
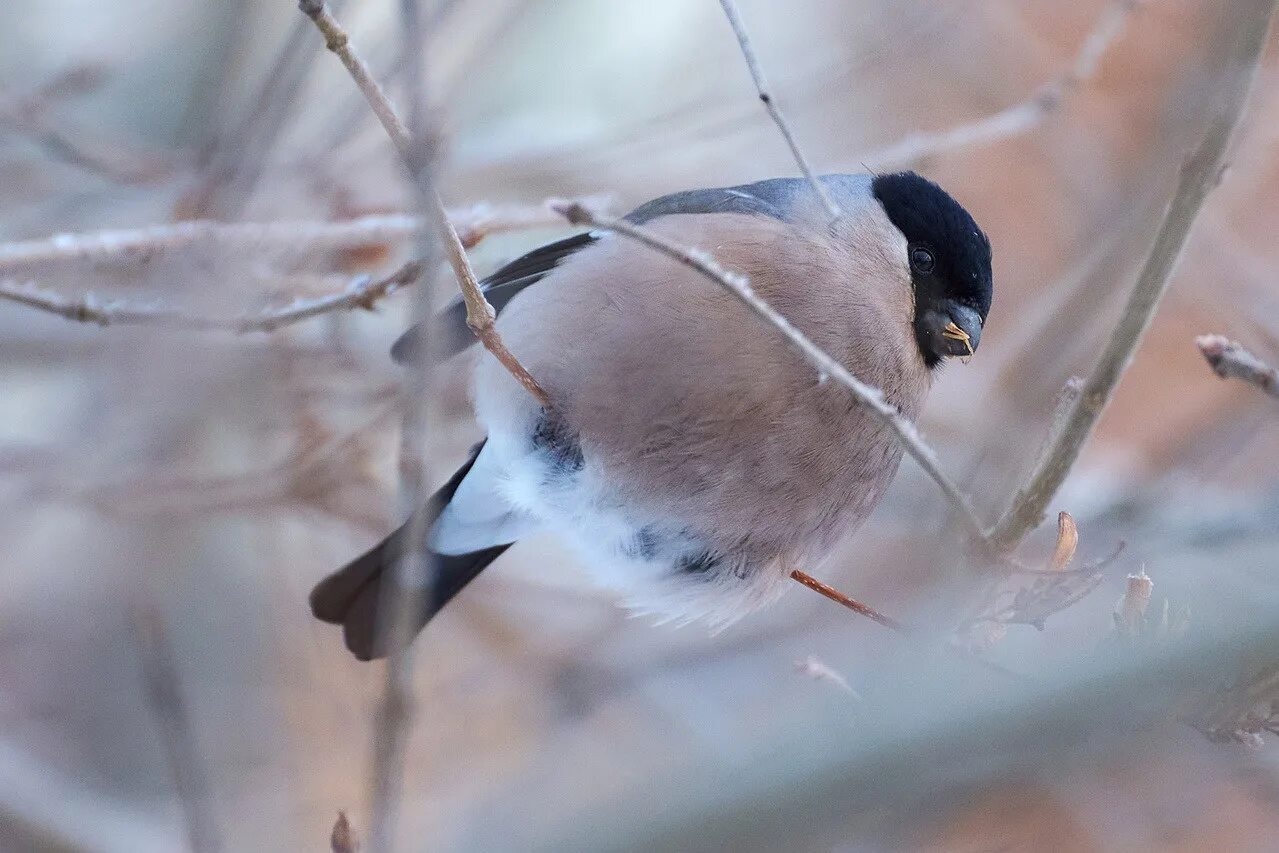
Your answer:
1196,334 -> 1279,399
553,200 -> 989,545
716,0 -> 840,220
298,2 -> 455,850
0,262 -> 421,333
300,0 -> 551,409
985,0 -> 1276,553
863,0 -> 1141,169
789,569 -> 905,632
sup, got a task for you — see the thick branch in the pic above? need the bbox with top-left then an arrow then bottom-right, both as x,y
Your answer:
300,0 -> 551,410
716,0 -> 840,220
0,262 -> 420,333
555,201 -> 989,546
986,0 -> 1276,552
1197,334 -> 1279,399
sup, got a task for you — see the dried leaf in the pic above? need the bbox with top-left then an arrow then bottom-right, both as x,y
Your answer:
1011,570 -> 1106,630
963,542 -> 1123,637
1049,511 -> 1079,571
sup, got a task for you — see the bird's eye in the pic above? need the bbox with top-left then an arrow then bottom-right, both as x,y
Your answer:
910,246 -> 935,274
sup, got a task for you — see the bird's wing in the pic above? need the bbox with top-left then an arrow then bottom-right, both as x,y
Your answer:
390,176 -> 840,364
430,439 -> 541,554
392,231 -> 597,363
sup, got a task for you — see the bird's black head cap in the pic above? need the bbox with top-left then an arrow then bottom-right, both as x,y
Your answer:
871,171 -> 993,368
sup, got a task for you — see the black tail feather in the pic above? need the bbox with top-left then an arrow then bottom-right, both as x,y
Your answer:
309,442 -> 512,661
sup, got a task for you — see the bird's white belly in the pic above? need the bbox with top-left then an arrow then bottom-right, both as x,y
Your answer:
434,425 -> 783,626
497,437 -> 702,592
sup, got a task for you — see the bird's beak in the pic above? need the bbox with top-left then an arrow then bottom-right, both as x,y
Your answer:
941,320 -> 973,356
923,303 -> 983,359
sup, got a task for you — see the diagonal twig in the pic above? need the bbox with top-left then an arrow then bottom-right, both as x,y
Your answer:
789,569 -> 904,632
716,0 -> 840,220
985,0 -> 1277,552
300,0 -> 551,409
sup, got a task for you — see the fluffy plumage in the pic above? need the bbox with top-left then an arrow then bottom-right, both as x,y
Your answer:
311,172 -> 992,660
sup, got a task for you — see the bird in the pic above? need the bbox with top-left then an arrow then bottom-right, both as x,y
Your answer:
310,171 -> 993,661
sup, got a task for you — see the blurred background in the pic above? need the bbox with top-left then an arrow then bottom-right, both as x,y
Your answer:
2,0 -> 1279,850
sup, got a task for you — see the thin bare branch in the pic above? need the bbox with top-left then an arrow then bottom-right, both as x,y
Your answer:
789,569 -> 904,632
436,208 -> 552,407
0,202 -> 586,274
716,0 -> 840,220
40,402 -> 398,522
986,0 -> 1276,552
1042,377 -> 1086,455
862,0 -> 1140,169
0,262 -> 421,333
300,0 -> 551,411
864,94 -> 1054,172
553,200 -> 989,545
1197,334 -> 1279,399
